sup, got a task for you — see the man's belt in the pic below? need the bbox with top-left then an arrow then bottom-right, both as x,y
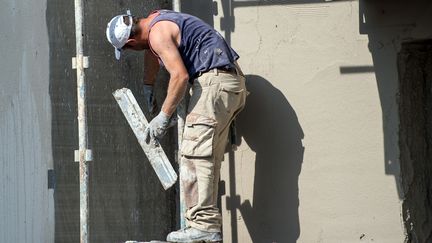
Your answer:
196,66 -> 238,78
215,66 -> 237,74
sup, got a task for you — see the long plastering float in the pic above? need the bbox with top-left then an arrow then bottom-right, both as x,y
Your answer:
113,88 -> 177,190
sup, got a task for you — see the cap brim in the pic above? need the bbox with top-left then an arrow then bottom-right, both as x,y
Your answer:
115,48 -> 121,60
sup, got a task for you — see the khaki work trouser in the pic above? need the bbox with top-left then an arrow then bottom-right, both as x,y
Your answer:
180,68 -> 247,233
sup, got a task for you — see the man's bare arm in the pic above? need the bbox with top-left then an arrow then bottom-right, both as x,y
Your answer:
149,21 -> 189,117
143,50 -> 160,85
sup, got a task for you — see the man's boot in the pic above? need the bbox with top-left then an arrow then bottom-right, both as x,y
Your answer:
166,226 -> 222,243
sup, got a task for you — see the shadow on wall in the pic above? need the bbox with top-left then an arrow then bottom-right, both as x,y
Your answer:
180,1 -> 308,242
355,1 -> 432,242
181,0 -> 432,242
356,0 -> 432,199
235,75 -> 305,243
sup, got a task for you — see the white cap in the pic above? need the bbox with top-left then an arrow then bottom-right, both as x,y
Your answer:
106,11 -> 133,60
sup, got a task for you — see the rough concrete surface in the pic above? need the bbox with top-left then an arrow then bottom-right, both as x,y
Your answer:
398,41 -> 432,243
46,0 -> 177,242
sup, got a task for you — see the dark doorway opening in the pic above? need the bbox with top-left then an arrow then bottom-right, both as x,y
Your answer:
398,40 -> 432,243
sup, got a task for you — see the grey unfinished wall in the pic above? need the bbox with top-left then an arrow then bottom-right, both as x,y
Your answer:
47,0 -> 176,242
0,0 -> 54,242
398,41 -> 432,243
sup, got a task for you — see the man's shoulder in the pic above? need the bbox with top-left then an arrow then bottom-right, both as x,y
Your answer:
150,20 -> 180,39
148,21 -> 181,52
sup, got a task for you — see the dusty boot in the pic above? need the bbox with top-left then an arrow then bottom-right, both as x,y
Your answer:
125,241 -> 167,243
166,226 -> 222,243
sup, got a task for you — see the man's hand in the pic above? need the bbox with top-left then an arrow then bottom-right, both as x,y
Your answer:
143,84 -> 158,117
144,111 -> 171,143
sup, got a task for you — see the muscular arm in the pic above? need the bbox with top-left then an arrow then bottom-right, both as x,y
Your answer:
143,49 -> 160,85
149,21 -> 189,116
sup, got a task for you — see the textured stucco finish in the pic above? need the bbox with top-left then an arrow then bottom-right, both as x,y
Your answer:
205,1 -> 432,242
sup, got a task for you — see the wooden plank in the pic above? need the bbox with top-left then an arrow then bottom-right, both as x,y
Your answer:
113,88 -> 177,190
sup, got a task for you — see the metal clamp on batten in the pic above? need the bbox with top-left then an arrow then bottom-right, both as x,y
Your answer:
72,56 -> 90,69
74,149 -> 93,162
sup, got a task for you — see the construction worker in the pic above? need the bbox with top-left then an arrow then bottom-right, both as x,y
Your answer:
106,9 -> 247,243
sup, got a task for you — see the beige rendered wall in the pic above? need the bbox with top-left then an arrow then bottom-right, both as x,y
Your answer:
206,1 -> 432,242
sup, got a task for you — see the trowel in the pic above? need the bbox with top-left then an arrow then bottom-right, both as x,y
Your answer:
113,88 -> 177,190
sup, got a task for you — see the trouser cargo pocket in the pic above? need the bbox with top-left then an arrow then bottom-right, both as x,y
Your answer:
181,113 -> 217,157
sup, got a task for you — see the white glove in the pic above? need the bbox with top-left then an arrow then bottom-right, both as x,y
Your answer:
144,111 -> 171,143
143,84 -> 158,116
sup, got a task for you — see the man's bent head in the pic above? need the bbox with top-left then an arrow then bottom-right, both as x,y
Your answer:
106,12 -> 147,60
106,14 -> 133,60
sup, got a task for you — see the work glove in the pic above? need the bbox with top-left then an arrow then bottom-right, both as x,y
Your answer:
143,84 -> 158,117
144,111 -> 171,144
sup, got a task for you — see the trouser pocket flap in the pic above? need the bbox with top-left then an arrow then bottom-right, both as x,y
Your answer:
181,113 -> 217,157
220,84 -> 244,94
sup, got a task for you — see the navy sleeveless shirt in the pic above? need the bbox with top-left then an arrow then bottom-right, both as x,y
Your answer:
148,10 -> 239,79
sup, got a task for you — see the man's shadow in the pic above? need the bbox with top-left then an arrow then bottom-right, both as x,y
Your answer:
234,75 -> 304,243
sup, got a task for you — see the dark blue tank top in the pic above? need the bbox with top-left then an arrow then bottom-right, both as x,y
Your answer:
148,10 -> 239,78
